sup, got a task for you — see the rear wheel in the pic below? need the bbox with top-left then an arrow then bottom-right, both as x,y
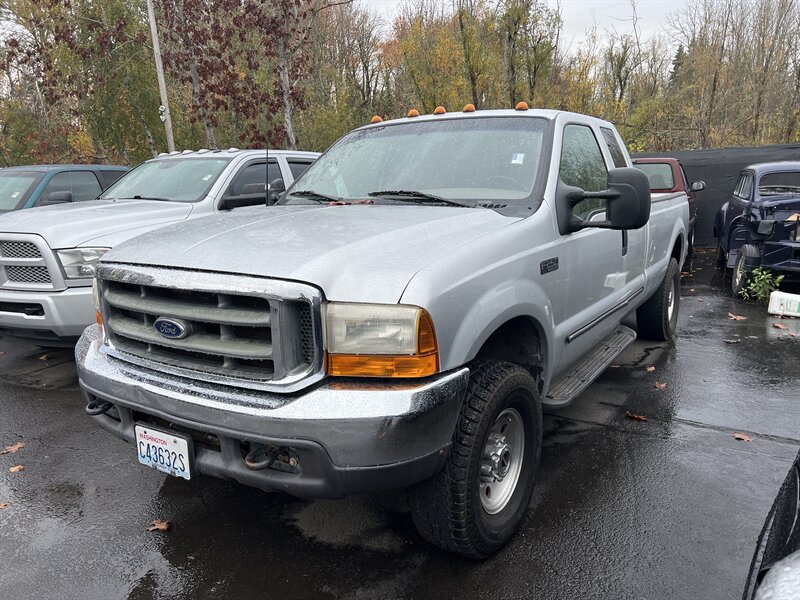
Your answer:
408,360 -> 542,559
732,251 -> 752,297
637,257 -> 680,341
687,226 -> 695,256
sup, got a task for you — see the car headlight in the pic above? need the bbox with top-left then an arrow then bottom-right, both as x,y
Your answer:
326,303 -> 439,378
56,248 -> 109,279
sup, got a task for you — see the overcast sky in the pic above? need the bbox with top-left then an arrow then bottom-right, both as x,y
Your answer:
361,0 -> 689,44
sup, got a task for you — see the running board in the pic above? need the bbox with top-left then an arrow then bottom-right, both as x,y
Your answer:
544,325 -> 637,408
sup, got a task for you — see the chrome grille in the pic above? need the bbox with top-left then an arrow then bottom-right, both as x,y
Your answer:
5,265 -> 52,283
101,274 -> 320,388
1,242 -> 42,258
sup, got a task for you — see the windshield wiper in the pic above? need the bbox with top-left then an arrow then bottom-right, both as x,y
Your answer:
286,190 -> 341,203
367,190 -> 475,208
118,195 -> 172,202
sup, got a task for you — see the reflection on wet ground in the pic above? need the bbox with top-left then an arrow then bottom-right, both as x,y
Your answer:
1,250 -> 798,599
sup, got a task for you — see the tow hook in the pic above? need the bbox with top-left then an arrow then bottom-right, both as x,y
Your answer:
244,444 -> 278,470
85,399 -> 113,416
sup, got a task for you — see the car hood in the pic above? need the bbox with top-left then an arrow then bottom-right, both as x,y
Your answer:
0,200 -> 194,248
103,204 -> 521,303
759,195 -> 800,216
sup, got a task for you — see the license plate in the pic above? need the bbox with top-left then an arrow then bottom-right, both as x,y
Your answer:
134,424 -> 193,480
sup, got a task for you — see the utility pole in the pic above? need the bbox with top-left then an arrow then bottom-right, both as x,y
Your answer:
146,0 -> 175,152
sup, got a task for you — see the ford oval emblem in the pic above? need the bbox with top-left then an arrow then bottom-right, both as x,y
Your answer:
154,317 -> 191,340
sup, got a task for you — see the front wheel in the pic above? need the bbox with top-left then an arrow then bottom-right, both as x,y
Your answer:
637,257 -> 680,341
408,360 -> 542,559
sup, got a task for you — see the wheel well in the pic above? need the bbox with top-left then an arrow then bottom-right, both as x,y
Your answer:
671,236 -> 683,263
475,317 -> 545,393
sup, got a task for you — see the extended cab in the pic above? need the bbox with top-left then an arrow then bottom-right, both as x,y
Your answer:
76,109 -> 688,558
0,164 -> 129,212
0,149 -> 318,345
634,157 -> 705,253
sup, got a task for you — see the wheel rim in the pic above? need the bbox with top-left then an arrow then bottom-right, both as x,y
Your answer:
667,275 -> 676,322
480,407 -> 525,515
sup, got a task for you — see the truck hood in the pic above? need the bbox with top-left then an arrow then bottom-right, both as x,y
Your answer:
103,204 -> 520,303
0,200 -> 194,248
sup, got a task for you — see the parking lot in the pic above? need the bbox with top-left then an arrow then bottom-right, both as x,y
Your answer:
1,249 -> 798,600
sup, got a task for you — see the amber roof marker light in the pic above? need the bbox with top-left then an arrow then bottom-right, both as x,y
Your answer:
433,105 -> 446,115
370,115 -> 383,123
463,103 -> 476,112
407,109 -> 420,118
515,101 -> 529,111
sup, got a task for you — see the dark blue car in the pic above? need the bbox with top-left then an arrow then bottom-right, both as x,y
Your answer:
714,161 -> 800,295
0,164 -> 129,213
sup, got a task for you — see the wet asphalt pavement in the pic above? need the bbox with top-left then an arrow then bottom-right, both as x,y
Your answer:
1,250 -> 799,600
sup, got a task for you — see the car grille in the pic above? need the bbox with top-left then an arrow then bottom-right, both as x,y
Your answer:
0,236 -> 59,290
100,270 -> 321,390
5,265 -> 52,283
1,242 -> 42,259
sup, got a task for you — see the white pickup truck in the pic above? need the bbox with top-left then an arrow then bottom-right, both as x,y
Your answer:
77,108 -> 688,558
0,149 -> 318,345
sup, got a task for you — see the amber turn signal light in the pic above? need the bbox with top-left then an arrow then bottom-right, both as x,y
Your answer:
95,310 -> 103,326
328,353 -> 438,378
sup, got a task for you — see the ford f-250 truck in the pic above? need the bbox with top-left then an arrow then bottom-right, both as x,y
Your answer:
76,107 -> 688,558
0,149 -> 318,345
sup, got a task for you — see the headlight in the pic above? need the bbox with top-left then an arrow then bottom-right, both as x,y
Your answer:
326,303 -> 438,378
56,248 -> 109,279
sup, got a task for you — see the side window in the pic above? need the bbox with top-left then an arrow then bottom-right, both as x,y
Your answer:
559,124 -> 609,219
287,160 -> 314,181
600,127 -> 627,168
229,162 -> 268,200
39,171 -> 102,203
734,174 -> 752,199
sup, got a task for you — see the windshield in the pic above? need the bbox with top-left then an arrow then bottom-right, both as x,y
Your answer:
759,171 -> 800,195
99,157 -> 233,202
283,116 -> 549,205
0,171 -> 41,211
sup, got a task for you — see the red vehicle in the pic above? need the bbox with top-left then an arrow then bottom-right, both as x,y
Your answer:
634,158 -> 705,253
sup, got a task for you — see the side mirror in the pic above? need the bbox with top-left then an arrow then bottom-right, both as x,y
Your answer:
41,191 -> 74,205
268,178 -> 285,205
691,181 -> 706,192
556,167 -> 651,234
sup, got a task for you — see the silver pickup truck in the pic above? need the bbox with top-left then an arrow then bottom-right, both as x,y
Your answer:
76,108 -> 688,558
0,149 -> 318,345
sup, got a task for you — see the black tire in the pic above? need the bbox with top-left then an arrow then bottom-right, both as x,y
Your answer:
408,359 -> 542,559
716,244 -> 727,267
637,257 -> 680,341
732,251 -> 752,298
687,226 -> 695,256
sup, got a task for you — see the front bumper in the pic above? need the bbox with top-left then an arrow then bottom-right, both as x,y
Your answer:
0,285 -> 93,344
76,325 -> 469,498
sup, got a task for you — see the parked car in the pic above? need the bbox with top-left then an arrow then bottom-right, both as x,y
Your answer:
76,107 -> 688,558
0,164 -> 129,212
742,448 -> 800,600
0,149 -> 319,345
713,161 -> 800,296
634,157 -> 705,253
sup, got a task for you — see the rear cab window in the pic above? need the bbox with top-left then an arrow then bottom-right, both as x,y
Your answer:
287,159 -> 314,181
599,127 -> 628,168
636,163 -> 675,190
